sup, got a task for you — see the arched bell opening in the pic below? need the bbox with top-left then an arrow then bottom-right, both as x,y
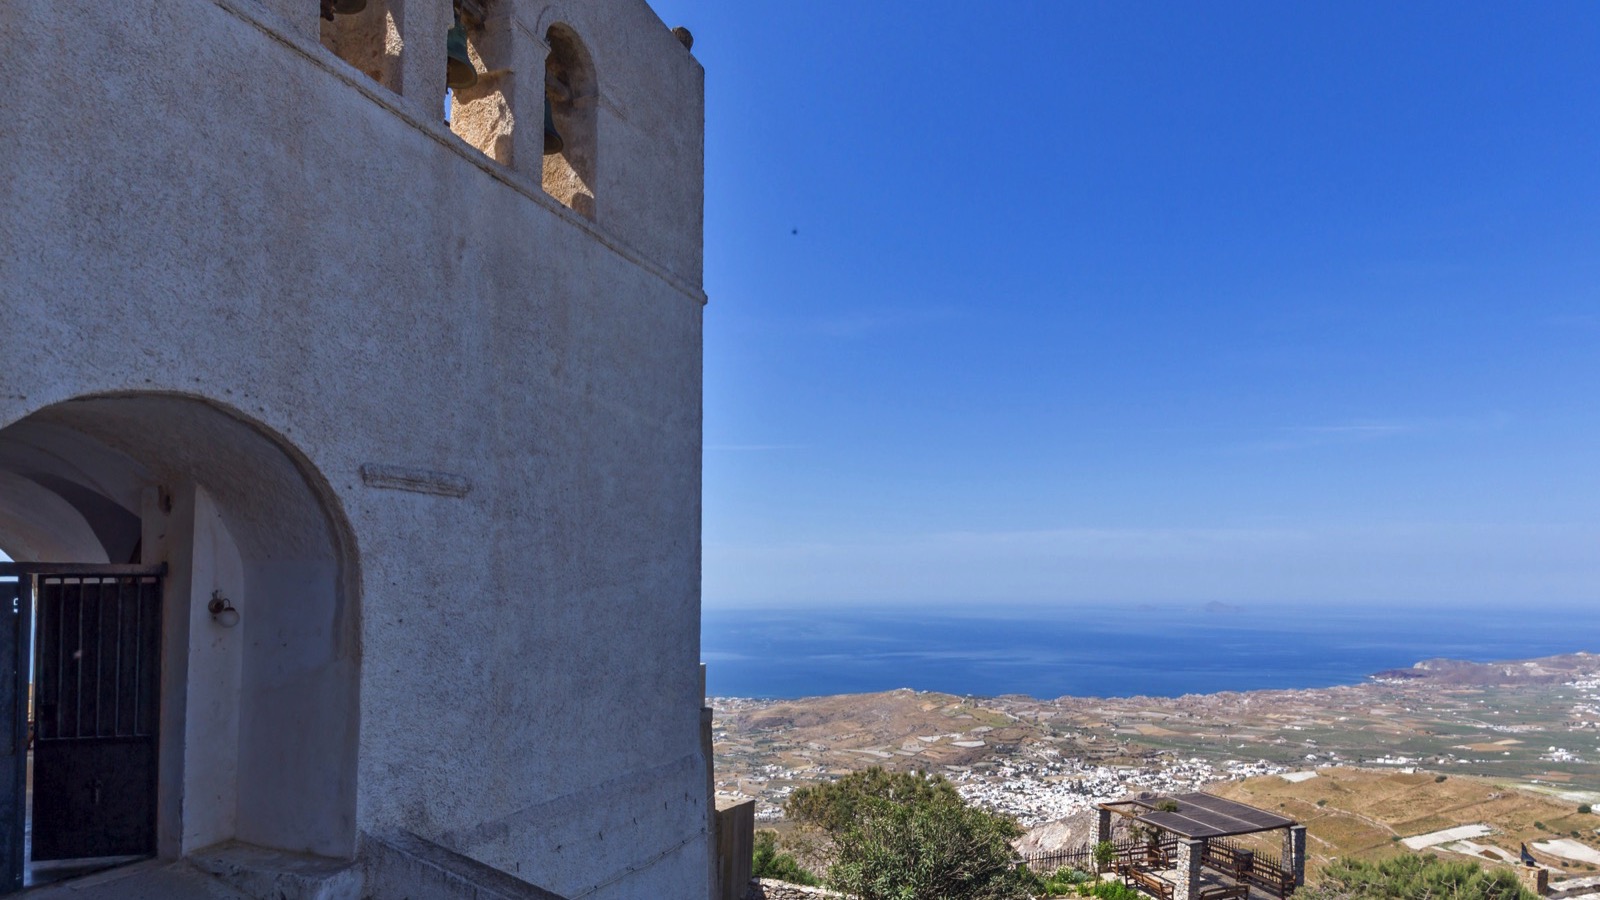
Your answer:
319,0 -> 403,92
447,0 -> 516,165
0,394 -> 361,871
542,23 -> 598,218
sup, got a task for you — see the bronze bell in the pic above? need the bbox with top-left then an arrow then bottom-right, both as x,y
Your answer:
446,16 -> 478,90
319,0 -> 366,19
543,100 -> 564,155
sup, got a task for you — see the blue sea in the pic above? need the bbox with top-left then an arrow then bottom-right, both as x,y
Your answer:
702,603 -> 1600,699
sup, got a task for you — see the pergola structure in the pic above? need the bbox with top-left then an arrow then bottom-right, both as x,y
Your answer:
1096,793 -> 1306,900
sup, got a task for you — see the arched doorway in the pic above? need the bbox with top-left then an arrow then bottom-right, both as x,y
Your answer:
0,393 -> 360,889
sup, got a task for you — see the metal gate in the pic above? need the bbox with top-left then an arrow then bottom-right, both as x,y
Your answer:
0,564 -> 163,890
0,576 -> 24,892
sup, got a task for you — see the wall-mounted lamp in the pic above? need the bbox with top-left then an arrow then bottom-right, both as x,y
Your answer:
208,591 -> 240,628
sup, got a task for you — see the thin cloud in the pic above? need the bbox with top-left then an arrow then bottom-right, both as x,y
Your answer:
704,522 -> 1600,608
1235,413 -> 1513,453
802,306 -> 960,339
705,443 -> 807,451
1297,423 -> 1417,437
1233,420 -> 1423,453
1545,313 -> 1600,328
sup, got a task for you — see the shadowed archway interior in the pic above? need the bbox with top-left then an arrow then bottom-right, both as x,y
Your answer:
0,394 -> 360,860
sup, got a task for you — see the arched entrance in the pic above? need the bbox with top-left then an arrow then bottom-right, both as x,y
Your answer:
0,393 -> 360,889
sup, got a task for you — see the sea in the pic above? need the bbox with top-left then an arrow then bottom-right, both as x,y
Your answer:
702,603 -> 1600,700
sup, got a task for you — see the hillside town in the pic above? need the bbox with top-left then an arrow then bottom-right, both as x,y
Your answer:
713,654 -> 1600,840
947,754 -> 1289,827
717,725 -> 1289,826
715,661 -> 1600,898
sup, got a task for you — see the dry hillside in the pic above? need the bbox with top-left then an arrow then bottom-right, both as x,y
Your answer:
1211,768 -> 1600,879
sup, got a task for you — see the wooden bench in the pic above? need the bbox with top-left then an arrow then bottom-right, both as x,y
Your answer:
1202,842 -> 1252,881
1112,840 -> 1174,866
1247,865 -> 1297,898
1197,885 -> 1249,900
1124,866 -> 1175,900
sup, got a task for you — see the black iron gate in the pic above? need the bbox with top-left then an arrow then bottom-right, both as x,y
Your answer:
0,564 -> 163,890
0,576 -> 24,893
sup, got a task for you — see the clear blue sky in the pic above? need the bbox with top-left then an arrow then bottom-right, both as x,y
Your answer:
645,0 -> 1600,611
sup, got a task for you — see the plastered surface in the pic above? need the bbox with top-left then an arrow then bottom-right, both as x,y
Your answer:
0,0 -> 708,894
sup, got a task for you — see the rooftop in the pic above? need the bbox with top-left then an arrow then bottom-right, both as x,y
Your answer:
1101,792 -> 1299,840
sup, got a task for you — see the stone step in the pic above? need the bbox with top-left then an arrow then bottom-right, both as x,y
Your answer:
361,831 -> 569,900
20,858 -> 250,899
189,842 -> 364,900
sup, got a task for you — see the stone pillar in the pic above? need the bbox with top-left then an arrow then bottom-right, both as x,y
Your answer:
715,800 -> 755,900
1093,807 -> 1115,873
1288,825 -> 1307,886
1517,863 -> 1549,897
393,0 -> 452,117
506,21 -> 550,177
1174,838 -> 1203,900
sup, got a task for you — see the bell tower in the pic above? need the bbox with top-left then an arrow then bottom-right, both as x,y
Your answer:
0,0 -> 707,897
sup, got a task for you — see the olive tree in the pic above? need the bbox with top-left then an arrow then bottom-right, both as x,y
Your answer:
784,767 -> 1028,900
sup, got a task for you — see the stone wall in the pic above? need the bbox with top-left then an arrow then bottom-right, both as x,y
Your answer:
716,801 -> 756,900
1516,864 -> 1549,897
744,878 -> 846,900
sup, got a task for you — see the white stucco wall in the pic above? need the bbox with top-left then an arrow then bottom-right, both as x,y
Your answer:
0,0 -> 707,895
176,485 -> 247,854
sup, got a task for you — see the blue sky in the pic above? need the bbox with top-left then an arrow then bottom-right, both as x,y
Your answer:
645,0 -> 1600,610
24,7 -> 1595,613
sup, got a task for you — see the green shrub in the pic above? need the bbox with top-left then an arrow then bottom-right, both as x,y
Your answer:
1297,854 -> 1536,899
1065,880 -> 1142,900
1093,840 -> 1117,871
751,829 -> 819,886
1082,881 -> 1143,900
786,767 -> 962,835
1579,803 -> 1593,814
1435,775 -> 1448,783
1030,866 -> 1093,897
1064,867 -> 1093,884
785,767 -> 1027,900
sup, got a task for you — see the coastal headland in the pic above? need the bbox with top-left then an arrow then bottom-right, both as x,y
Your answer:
714,651 -> 1600,875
